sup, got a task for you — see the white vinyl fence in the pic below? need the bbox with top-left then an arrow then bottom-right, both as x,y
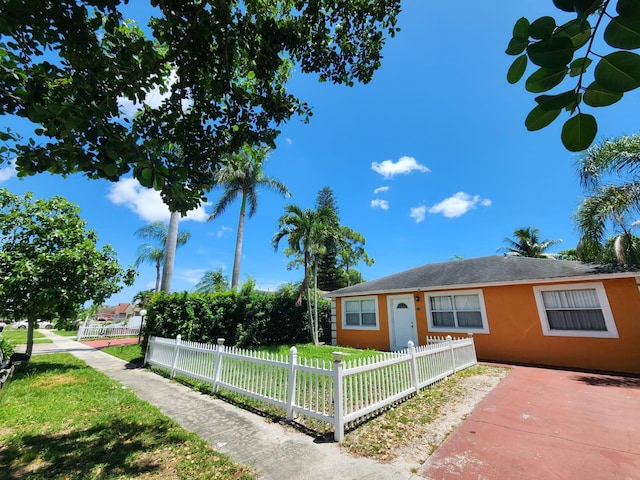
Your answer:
77,325 -> 141,341
145,334 -> 477,441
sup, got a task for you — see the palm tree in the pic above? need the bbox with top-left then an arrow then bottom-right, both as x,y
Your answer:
209,145 -> 290,289
575,134 -> 640,265
135,221 -> 191,292
272,204 -> 334,345
193,269 -> 230,293
500,227 -> 562,258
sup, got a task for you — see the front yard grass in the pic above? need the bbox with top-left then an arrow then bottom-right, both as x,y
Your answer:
0,353 -> 255,480
1,329 -> 51,345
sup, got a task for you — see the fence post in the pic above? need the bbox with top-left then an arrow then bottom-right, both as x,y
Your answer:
333,351 -> 345,442
170,334 -> 182,379
286,346 -> 298,421
467,333 -> 477,365
446,335 -> 457,374
408,340 -> 419,392
212,338 -> 225,393
76,325 -> 84,341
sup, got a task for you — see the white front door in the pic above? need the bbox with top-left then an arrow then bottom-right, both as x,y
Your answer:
389,296 -> 418,350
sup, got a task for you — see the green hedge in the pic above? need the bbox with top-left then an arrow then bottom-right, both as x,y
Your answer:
144,285 -> 331,348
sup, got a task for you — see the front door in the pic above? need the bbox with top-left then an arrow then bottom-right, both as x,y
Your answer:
389,296 -> 418,350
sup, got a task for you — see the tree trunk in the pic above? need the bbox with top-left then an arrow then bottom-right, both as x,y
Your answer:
155,259 -> 161,292
313,261 -> 319,345
160,210 -> 180,293
25,317 -> 35,357
231,197 -> 247,289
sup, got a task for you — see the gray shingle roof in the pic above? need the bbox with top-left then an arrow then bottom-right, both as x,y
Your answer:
326,255 -> 640,297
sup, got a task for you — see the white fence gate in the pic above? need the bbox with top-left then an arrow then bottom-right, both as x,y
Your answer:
77,325 -> 141,341
145,334 -> 477,441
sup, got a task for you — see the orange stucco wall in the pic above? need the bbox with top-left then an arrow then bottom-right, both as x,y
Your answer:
334,278 -> 640,374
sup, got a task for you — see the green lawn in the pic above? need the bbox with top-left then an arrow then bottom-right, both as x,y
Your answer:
258,343 -> 382,363
102,344 -> 145,364
54,329 -> 79,337
0,353 -> 255,480
1,328 -> 52,344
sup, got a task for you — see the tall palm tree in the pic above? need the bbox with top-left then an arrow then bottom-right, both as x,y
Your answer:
209,145 -> 290,289
575,134 -> 640,265
135,221 -> 191,292
500,227 -> 562,258
272,204 -> 334,345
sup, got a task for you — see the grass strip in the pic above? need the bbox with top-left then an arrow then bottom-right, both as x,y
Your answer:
0,353 -> 255,480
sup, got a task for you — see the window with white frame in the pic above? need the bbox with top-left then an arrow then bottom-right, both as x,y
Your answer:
533,283 -> 619,338
426,290 -> 489,333
342,297 -> 378,329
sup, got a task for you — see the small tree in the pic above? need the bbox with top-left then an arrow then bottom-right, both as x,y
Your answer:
499,227 -> 562,258
193,269 -> 230,293
0,189 -> 136,355
135,221 -> 190,292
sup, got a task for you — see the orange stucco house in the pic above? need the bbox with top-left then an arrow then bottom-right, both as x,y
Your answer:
326,256 -> 640,375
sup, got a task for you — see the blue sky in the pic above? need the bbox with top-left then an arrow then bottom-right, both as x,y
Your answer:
1,1 -> 638,305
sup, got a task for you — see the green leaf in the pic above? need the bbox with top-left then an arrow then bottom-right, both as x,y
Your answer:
604,16 -> 640,49
507,55 -> 528,84
556,19 -> 592,49
152,173 -> 164,191
561,113 -> 597,151
569,57 -> 592,77
529,17 -> 556,40
553,0 -> 575,12
617,0 -> 640,17
534,90 -> 577,110
574,0 -> 601,16
525,67 -> 568,93
583,81 -> 624,106
594,51 -> 640,92
139,168 -> 153,188
525,105 -> 562,131
506,37 -> 529,55
102,163 -> 118,177
513,17 -> 530,38
527,37 -> 575,68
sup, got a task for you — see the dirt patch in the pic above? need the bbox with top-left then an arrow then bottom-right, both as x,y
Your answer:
341,365 -> 508,472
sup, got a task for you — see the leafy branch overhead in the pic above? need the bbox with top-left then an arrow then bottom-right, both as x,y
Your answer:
506,0 -> 640,151
0,1 -> 402,213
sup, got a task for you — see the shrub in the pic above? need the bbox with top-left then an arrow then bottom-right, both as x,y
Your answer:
144,284 -> 331,348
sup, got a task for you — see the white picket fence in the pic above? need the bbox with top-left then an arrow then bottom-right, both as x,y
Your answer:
77,325 -> 141,341
145,334 -> 477,441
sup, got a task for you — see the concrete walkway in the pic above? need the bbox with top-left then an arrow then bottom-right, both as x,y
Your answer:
33,330 -> 415,480
418,365 -> 640,480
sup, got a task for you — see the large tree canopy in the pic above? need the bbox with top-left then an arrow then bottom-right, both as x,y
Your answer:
506,0 -> 640,151
0,188 -> 136,355
0,0 -> 402,213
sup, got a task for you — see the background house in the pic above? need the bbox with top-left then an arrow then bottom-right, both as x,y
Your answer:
326,256 -> 640,375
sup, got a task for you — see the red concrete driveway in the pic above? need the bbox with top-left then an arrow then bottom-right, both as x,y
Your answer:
419,365 -> 640,480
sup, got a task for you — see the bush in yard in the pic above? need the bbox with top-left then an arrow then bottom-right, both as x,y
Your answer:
144,282 -> 331,348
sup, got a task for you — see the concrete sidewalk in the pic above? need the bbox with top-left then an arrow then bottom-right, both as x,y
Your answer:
34,330 -> 414,480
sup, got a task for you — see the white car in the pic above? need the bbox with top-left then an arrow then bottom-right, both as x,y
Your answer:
13,320 -> 29,329
38,321 -> 54,329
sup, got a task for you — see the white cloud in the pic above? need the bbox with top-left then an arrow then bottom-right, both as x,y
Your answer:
410,205 -> 427,223
371,198 -> 390,211
428,192 -> 491,219
374,186 -> 389,194
177,268 -> 207,286
371,156 -> 430,179
107,178 -> 209,223
118,71 -> 191,117
0,159 -> 16,183
216,225 -> 232,238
